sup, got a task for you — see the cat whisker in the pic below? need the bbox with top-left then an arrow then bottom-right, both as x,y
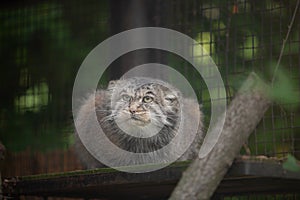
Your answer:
115,118 -> 132,124
151,118 -> 170,128
99,114 -> 116,123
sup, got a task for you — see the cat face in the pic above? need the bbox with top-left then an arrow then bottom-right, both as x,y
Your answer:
109,78 -> 181,138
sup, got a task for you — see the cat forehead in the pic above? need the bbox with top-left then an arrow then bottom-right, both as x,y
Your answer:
111,78 -> 181,97
119,83 -> 157,94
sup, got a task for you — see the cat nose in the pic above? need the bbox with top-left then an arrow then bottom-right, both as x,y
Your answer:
129,103 -> 140,114
129,107 -> 142,114
129,108 -> 137,114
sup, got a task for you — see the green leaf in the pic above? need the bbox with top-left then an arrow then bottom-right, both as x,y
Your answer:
283,154 -> 300,172
270,67 -> 300,110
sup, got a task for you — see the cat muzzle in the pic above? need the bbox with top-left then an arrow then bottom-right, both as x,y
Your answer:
130,113 -> 150,124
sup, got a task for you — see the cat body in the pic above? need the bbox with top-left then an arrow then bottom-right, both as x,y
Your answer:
74,77 -> 203,169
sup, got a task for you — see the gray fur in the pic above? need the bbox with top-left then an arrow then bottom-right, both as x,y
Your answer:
74,77 -> 204,169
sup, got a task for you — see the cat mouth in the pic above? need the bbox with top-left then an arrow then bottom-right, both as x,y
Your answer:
130,114 -> 150,124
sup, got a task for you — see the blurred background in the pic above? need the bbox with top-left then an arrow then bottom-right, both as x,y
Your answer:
0,0 -> 299,185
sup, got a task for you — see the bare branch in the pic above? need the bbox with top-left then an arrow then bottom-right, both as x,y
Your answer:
272,0 -> 300,85
169,73 -> 272,200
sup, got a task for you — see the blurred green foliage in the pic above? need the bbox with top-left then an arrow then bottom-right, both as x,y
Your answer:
0,0 -> 299,159
0,0 -> 109,152
283,154 -> 300,172
270,67 -> 300,110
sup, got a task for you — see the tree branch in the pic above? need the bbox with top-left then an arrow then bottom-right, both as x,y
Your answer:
169,72 -> 272,200
271,0 -> 300,85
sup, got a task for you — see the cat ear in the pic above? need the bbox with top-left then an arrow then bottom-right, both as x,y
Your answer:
165,94 -> 177,102
107,80 -> 117,90
164,91 -> 180,106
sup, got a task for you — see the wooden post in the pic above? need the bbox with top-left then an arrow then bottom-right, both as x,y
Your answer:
169,72 -> 272,200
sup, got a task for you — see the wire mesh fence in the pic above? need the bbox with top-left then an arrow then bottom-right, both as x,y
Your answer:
166,0 -> 300,159
0,0 -> 300,199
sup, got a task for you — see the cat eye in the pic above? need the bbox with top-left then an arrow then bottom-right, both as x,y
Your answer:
121,94 -> 131,101
142,96 -> 153,103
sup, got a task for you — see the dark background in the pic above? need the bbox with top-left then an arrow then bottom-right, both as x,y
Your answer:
0,0 -> 299,181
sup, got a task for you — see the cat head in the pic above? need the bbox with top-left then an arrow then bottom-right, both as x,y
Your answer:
109,78 -> 181,138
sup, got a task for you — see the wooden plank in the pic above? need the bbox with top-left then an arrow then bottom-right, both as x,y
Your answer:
3,159 -> 300,199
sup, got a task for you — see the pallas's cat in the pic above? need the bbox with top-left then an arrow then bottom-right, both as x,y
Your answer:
74,77 -> 203,169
